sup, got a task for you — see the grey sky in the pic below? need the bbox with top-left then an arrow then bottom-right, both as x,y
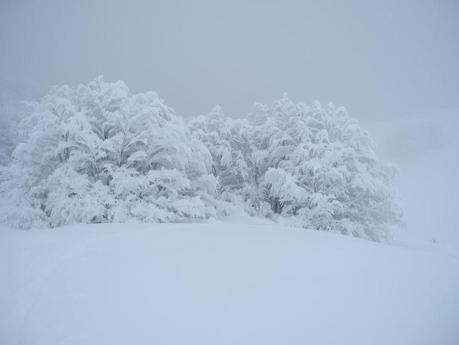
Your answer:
1,0 -> 458,119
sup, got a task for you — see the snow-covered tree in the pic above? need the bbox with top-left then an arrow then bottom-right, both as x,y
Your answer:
0,103 -> 19,165
0,77 -> 401,240
0,79 -> 40,166
0,77 -> 219,228
191,94 -> 402,240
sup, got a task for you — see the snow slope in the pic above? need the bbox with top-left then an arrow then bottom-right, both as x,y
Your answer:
364,109 -> 459,253
1,220 -> 458,345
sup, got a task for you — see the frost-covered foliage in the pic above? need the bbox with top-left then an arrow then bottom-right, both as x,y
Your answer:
0,100 -> 28,166
189,106 -> 253,199
0,77 -> 220,228
0,105 -> 19,166
0,80 -> 40,166
0,78 -> 401,240
190,94 -> 402,240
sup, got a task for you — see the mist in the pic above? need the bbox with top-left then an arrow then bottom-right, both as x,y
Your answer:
1,0 -> 458,116
1,0 -> 459,246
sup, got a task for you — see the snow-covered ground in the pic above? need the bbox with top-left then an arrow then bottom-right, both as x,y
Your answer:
364,109 -> 459,253
1,219 -> 458,345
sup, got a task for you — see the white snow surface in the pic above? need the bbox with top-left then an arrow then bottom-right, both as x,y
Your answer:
1,218 -> 458,345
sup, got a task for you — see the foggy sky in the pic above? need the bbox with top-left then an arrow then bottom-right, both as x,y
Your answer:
1,0 -> 458,119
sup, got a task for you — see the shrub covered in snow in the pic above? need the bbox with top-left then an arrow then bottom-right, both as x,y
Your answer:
0,78 -> 401,240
